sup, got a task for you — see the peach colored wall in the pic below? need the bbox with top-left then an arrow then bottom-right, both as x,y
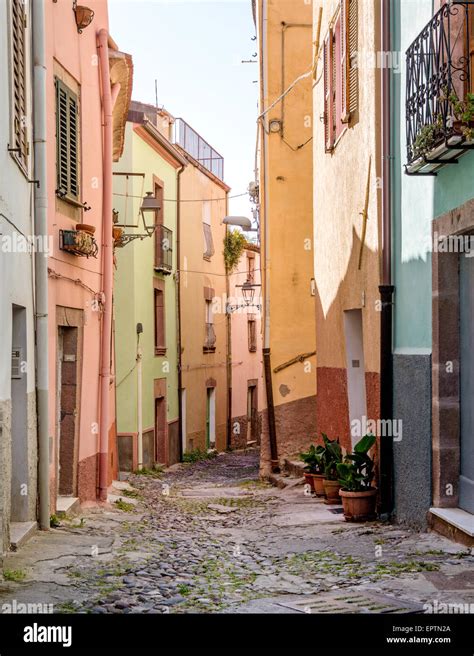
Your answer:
179,160 -> 229,453
229,248 -> 264,420
45,1 -> 113,506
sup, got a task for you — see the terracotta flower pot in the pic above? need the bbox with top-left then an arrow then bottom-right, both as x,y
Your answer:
303,472 -> 315,493
339,488 -> 377,522
311,473 -> 325,498
113,226 -> 124,241
323,479 -> 341,505
76,223 -> 96,235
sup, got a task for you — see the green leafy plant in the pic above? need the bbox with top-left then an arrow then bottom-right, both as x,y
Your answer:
50,514 -> 61,528
336,434 -> 376,492
299,444 -> 324,474
223,230 -> 247,272
319,434 -> 343,481
3,569 -> 26,582
114,499 -> 135,512
446,90 -> 474,140
183,448 -> 217,463
412,123 -> 439,158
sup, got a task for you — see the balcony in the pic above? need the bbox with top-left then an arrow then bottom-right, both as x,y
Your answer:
173,118 -> 224,181
59,229 -> 98,258
406,2 -> 474,175
154,225 -> 173,274
203,323 -> 216,353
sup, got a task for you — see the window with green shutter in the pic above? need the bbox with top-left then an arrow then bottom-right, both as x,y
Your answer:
10,0 -> 29,171
55,78 -> 80,201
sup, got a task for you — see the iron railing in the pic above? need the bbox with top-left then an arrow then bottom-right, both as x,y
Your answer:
155,224 -> 173,273
173,118 -> 224,180
406,2 -> 474,171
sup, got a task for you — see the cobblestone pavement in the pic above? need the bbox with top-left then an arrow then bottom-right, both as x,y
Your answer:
1,449 -> 473,614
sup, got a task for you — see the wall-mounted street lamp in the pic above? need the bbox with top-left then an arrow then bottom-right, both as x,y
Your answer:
223,216 -> 258,232
113,173 -> 161,247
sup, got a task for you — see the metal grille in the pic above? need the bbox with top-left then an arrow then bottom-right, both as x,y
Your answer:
155,224 -> 173,273
174,118 -> 224,180
276,591 -> 423,614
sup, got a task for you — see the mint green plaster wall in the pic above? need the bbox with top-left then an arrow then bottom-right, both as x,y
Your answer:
393,0 -> 474,351
392,0 -> 435,352
114,122 -> 179,435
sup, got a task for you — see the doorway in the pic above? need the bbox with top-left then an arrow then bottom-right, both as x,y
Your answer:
246,384 -> 258,445
344,310 -> 368,448
206,387 -> 216,449
155,396 -> 167,465
459,255 -> 474,514
11,305 -> 28,522
56,327 -> 79,497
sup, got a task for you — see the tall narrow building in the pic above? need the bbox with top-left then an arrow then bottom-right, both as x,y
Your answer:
255,0 -> 317,474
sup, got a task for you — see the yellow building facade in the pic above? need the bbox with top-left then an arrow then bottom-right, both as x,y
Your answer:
256,0 -> 317,473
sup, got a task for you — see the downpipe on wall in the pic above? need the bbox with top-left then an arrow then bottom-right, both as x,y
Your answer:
32,0 -> 50,531
379,0 -> 395,518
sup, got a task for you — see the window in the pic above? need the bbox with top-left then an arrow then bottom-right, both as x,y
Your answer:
324,0 -> 358,151
247,254 -> 255,283
204,298 -> 216,353
248,316 -> 257,353
154,181 -> 164,226
10,0 -> 29,171
154,284 -> 166,355
55,78 -> 79,201
202,200 -> 214,259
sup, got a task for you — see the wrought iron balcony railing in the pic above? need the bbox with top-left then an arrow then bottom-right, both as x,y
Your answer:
154,224 -> 173,273
406,2 -> 474,175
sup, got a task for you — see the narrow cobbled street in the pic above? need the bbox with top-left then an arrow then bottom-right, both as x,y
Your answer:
1,450 -> 473,615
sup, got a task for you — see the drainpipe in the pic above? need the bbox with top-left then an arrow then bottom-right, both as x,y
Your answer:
176,164 -> 185,460
136,333 -> 143,470
32,0 -> 50,530
97,29 -> 113,502
260,0 -> 279,472
225,200 -> 232,451
379,0 -> 395,517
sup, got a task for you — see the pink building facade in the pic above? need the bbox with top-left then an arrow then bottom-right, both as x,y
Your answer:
229,245 -> 264,448
45,1 -> 132,511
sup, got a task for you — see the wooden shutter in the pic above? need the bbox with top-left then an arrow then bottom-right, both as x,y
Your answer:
323,31 -> 335,152
11,0 -> 28,169
340,0 -> 349,122
55,78 -> 79,200
348,0 -> 359,115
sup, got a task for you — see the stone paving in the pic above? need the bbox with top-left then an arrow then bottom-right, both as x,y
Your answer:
0,450 -> 473,614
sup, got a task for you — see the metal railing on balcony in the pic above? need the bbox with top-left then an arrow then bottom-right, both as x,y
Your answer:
204,323 -> 216,352
406,2 -> 474,175
173,118 -> 224,181
155,224 -> 173,273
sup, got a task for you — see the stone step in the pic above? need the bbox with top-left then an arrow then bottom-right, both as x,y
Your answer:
56,496 -> 80,518
10,521 -> 37,551
283,458 -> 305,478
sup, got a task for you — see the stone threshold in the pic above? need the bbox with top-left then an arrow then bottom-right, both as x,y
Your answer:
10,521 -> 37,552
429,507 -> 474,547
56,496 -> 80,518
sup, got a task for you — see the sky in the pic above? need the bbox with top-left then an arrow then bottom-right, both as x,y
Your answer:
108,0 -> 258,218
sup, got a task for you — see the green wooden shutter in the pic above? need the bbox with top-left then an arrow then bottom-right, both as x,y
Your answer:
55,78 -> 79,200
11,0 -> 28,169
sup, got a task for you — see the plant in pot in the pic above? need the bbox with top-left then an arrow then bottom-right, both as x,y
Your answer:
336,434 -> 377,522
299,444 -> 325,497
445,90 -> 474,141
320,434 -> 343,504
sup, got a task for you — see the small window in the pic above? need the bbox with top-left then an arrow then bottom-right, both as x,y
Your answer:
55,78 -> 80,201
204,299 -> 216,353
248,317 -> 257,353
202,200 -> 214,259
154,287 -> 166,355
247,255 -> 255,283
10,0 -> 29,171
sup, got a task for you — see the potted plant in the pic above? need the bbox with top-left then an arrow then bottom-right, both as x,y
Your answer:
337,434 -> 377,522
320,434 -> 343,504
299,444 -> 325,497
445,90 -> 474,141
76,223 -> 96,235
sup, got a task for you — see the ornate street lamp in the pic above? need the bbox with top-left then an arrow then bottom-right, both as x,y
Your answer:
112,173 -> 161,247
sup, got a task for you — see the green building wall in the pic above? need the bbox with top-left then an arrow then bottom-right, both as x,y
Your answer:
114,122 -> 179,447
